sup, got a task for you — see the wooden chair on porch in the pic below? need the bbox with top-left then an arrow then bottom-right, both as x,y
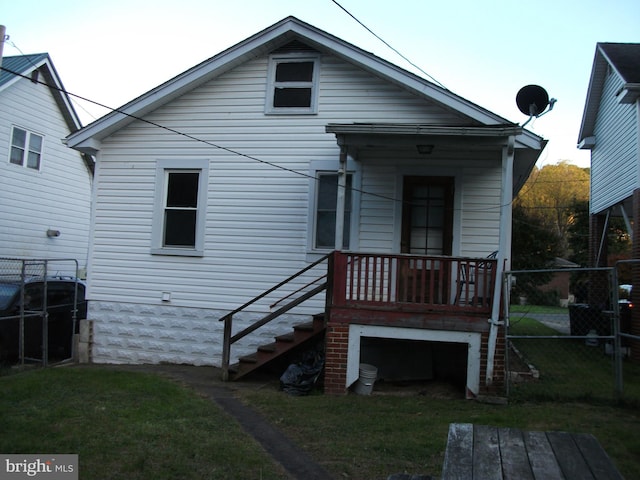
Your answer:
455,251 -> 498,306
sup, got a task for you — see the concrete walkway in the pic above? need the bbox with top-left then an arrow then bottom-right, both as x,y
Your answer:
104,364 -> 334,480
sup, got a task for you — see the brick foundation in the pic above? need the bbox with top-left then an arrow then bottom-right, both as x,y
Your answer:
323,321 -> 506,397
323,323 -> 350,395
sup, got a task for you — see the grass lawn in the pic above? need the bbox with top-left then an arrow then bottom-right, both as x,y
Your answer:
2,365 -> 639,479
0,367 -> 287,480
239,386 -> 640,479
510,304 -> 568,314
508,316 -> 640,403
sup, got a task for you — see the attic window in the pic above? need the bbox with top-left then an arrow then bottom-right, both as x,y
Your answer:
266,54 -> 319,114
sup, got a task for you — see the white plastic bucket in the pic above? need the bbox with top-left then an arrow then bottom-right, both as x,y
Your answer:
353,363 -> 378,395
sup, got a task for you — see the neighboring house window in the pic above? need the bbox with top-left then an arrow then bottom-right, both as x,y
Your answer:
9,127 -> 43,170
314,173 -> 352,250
266,54 -> 319,114
152,159 -> 208,257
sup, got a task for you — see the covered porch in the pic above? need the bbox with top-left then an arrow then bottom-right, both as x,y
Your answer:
221,122 -> 545,396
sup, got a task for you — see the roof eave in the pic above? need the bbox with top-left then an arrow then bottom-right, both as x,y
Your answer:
67,17 -> 517,151
578,46 -> 607,143
619,83 -> 640,103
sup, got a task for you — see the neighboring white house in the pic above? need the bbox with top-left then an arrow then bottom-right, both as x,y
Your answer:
578,43 -> 640,248
578,42 -> 640,360
0,53 -> 93,276
66,17 -> 546,395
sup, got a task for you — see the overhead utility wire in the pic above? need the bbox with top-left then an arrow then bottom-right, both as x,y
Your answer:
330,0 -> 448,90
0,65 -> 510,213
2,65 -> 411,207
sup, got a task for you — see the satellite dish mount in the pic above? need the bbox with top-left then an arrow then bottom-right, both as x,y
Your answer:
516,85 -> 556,127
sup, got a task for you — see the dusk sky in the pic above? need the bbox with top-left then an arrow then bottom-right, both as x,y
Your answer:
2,0 -> 639,168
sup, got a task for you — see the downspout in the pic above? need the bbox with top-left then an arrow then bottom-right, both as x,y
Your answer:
486,135 -> 514,385
334,146 -> 347,250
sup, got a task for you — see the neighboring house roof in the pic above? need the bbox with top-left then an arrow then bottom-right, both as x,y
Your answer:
1,53 -> 94,174
65,16 -> 545,173
1,53 -> 83,133
578,42 -> 640,146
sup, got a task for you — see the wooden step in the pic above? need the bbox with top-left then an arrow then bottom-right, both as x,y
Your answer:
229,313 -> 326,381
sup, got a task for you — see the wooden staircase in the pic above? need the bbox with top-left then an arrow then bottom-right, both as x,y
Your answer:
228,313 -> 326,381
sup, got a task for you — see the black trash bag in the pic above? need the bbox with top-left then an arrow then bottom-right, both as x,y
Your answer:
279,349 -> 324,396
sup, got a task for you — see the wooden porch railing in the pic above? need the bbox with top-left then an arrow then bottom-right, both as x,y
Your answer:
329,252 -> 497,314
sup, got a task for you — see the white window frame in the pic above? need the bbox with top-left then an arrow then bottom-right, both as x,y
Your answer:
9,126 -> 44,171
307,159 -> 361,256
265,53 -> 320,114
151,159 -> 209,257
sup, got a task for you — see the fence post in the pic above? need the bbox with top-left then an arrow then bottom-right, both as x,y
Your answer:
221,315 -> 232,381
611,266 -> 624,399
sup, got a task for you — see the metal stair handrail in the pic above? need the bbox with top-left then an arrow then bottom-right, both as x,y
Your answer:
220,253 -> 332,380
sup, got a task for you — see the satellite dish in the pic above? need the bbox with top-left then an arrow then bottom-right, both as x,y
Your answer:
516,85 -> 549,116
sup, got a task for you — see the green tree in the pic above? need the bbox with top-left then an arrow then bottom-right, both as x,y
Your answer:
516,161 -> 590,257
512,203 -> 564,270
511,203 -> 564,303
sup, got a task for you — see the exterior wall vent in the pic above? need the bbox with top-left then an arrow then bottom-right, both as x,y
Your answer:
271,40 -> 319,54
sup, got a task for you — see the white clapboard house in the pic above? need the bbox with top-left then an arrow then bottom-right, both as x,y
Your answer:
0,53 -> 93,275
578,42 -> 640,360
66,17 -> 546,396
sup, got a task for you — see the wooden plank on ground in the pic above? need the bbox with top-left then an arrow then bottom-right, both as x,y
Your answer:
442,423 -> 473,480
546,431 -> 595,479
473,425 -> 503,480
573,433 -> 624,480
498,427 -> 534,480
522,430 -> 564,479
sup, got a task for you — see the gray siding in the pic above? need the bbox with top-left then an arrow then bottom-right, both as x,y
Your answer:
590,68 -> 639,214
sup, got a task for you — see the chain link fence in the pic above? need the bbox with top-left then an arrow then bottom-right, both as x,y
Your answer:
0,258 -> 83,367
506,263 -> 640,404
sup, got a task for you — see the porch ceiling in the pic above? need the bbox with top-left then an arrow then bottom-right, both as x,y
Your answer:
325,123 -> 542,194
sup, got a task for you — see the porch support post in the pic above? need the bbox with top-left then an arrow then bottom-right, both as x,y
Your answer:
486,135 -> 514,386
334,147 -> 348,250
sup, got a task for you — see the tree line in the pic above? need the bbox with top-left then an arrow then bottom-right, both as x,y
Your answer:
512,160 -> 631,271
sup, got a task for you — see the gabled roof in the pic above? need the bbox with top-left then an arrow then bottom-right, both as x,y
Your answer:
66,16 -> 544,159
1,53 -> 94,174
578,42 -> 640,146
1,53 -> 83,134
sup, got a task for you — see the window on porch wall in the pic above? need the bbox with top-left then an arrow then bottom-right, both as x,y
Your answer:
314,173 -> 353,250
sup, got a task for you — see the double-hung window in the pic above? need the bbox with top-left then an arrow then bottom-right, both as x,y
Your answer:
266,54 -> 319,114
10,126 -> 43,170
314,173 -> 353,250
152,159 -> 208,256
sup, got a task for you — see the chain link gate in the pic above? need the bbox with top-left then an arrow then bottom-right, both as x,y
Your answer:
506,264 -> 640,403
0,258 -> 82,367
